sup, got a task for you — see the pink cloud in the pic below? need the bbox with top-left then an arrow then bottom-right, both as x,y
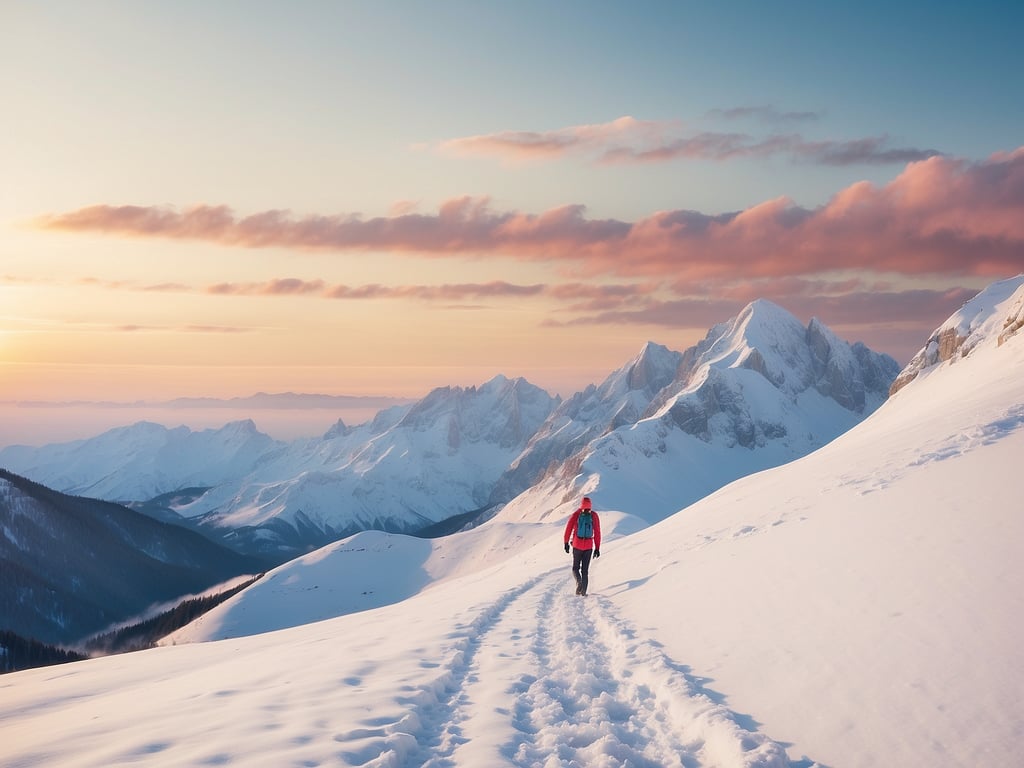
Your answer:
543,286 -> 979,359
599,133 -> 939,166
690,277 -> 893,303
110,323 -> 250,334
779,288 -> 980,326
206,278 -> 326,296
324,281 -> 545,301
53,273 -> 558,304
34,149 -> 1024,281
440,116 -> 658,161
439,114 -> 936,167
201,278 -> 546,302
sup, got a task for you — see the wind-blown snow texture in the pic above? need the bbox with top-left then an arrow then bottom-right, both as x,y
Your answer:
4,277 -> 1022,767
0,302 -> 897,555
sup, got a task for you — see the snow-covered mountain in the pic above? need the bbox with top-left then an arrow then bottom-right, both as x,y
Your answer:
0,419 -> 285,502
6,277 -> 1022,768
188,375 -> 558,553
503,298 -> 900,525
0,377 -> 557,555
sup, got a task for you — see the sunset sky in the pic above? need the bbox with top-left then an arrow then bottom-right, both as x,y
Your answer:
2,2 -> 1023,442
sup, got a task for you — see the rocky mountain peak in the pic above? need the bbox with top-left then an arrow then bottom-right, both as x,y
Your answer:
624,342 -> 682,396
890,274 -> 1024,395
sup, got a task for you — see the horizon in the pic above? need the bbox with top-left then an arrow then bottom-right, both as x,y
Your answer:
3,2 -> 1023,443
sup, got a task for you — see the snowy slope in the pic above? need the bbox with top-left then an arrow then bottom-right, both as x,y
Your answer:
5,278 -> 1022,767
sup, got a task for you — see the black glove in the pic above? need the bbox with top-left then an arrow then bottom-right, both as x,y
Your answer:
593,548 -> 600,558
564,542 -> 570,554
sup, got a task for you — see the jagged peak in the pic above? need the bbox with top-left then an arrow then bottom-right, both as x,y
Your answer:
397,375 -> 555,433
215,418 -> 259,434
623,342 -> 682,395
637,339 -> 671,356
322,418 -> 349,440
482,373 -> 511,388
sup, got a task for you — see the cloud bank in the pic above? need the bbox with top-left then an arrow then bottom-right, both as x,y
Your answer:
439,115 -> 938,166
36,149 -> 1024,282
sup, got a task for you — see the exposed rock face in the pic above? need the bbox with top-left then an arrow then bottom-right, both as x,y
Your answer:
889,327 -> 965,395
998,292 -> 1024,346
807,317 -> 868,411
890,275 -> 1024,395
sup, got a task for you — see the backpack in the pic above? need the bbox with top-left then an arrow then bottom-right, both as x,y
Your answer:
576,510 -> 594,539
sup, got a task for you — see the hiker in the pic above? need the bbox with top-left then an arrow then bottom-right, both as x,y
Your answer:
563,496 -> 601,596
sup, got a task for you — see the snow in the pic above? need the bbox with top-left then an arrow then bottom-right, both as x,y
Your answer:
3,281 -> 1023,767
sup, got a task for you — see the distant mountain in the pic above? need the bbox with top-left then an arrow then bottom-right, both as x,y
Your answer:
500,299 -> 901,525
0,469 -> 264,646
0,419 -> 285,502
187,375 -> 558,554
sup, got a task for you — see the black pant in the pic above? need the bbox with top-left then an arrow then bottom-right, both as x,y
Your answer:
572,547 -> 593,595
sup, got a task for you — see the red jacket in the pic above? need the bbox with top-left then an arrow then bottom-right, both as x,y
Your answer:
564,508 -> 601,551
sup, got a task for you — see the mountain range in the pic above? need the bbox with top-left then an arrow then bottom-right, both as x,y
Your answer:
0,299 -> 899,558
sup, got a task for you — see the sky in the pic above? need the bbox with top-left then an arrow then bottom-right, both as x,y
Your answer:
2,1 -> 1023,440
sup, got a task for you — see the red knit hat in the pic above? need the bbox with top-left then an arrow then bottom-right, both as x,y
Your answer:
581,496 -> 592,510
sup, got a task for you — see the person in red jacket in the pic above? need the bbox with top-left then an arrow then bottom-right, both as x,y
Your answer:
563,496 -> 601,596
